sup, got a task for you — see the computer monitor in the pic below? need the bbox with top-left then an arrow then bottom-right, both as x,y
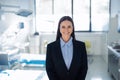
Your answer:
0,54 -> 8,65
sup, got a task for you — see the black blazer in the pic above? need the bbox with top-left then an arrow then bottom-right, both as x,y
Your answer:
46,39 -> 88,80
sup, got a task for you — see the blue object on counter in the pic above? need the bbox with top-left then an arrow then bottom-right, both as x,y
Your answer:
20,59 -> 45,65
0,71 -> 10,76
0,54 -> 8,65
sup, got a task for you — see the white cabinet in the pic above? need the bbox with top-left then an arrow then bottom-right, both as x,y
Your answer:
29,35 -> 40,54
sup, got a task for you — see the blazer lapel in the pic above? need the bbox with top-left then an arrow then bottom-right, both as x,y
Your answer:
69,41 -> 81,73
55,40 -> 69,72
54,40 -> 81,77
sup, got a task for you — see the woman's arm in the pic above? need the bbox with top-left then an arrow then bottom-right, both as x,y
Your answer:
77,43 -> 88,80
46,44 -> 60,80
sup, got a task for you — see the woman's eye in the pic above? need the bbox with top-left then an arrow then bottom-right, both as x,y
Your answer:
61,26 -> 65,28
61,25 -> 72,29
68,26 -> 71,28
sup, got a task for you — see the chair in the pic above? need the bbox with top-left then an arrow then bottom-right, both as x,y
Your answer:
85,40 -> 93,64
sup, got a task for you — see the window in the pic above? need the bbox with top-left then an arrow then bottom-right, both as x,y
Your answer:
91,0 -> 109,31
53,0 -> 72,32
36,0 -> 71,32
73,0 -> 90,31
36,0 -> 53,32
35,0 -> 110,32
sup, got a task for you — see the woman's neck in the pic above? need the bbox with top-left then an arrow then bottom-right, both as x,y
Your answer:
61,36 -> 71,43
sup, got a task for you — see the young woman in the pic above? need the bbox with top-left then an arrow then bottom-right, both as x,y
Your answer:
46,16 -> 88,80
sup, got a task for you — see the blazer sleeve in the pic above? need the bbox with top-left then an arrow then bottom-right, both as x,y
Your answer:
45,43 -> 60,80
78,42 -> 88,80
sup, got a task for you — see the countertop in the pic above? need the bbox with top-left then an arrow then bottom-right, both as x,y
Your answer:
107,45 -> 120,57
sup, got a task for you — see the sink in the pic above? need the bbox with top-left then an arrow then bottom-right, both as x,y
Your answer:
111,45 -> 120,53
113,45 -> 120,49
115,49 -> 120,53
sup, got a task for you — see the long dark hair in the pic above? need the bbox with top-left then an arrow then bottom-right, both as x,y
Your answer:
56,16 -> 76,41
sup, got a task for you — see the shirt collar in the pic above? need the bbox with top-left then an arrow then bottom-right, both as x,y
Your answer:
60,37 -> 73,47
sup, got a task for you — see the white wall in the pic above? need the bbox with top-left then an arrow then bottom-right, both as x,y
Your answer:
36,32 -> 107,56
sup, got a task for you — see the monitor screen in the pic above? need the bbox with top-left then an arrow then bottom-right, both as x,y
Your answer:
0,54 -> 8,65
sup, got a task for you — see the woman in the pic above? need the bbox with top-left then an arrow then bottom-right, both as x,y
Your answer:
46,16 -> 88,80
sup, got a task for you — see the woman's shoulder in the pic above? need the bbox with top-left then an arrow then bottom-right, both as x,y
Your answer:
47,40 -> 59,47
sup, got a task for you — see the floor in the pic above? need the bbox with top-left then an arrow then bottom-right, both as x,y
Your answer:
85,55 -> 113,80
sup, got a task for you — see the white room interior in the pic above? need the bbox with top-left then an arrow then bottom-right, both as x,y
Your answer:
0,0 -> 120,80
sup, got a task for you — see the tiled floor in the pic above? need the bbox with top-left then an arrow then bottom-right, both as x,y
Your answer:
86,55 -> 113,80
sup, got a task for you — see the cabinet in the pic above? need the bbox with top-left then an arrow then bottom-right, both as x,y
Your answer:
29,35 -> 40,54
108,46 -> 120,80
0,48 -> 20,70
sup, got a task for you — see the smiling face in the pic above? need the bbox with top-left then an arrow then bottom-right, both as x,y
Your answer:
60,20 -> 73,42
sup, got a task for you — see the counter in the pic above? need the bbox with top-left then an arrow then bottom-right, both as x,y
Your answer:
0,48 -> 20,70
108,45 -> 120,80
0,53 -> 48,80
107,45 -> 120,57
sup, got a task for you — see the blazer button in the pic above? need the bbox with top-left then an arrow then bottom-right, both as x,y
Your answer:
67,72 -> 69,75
